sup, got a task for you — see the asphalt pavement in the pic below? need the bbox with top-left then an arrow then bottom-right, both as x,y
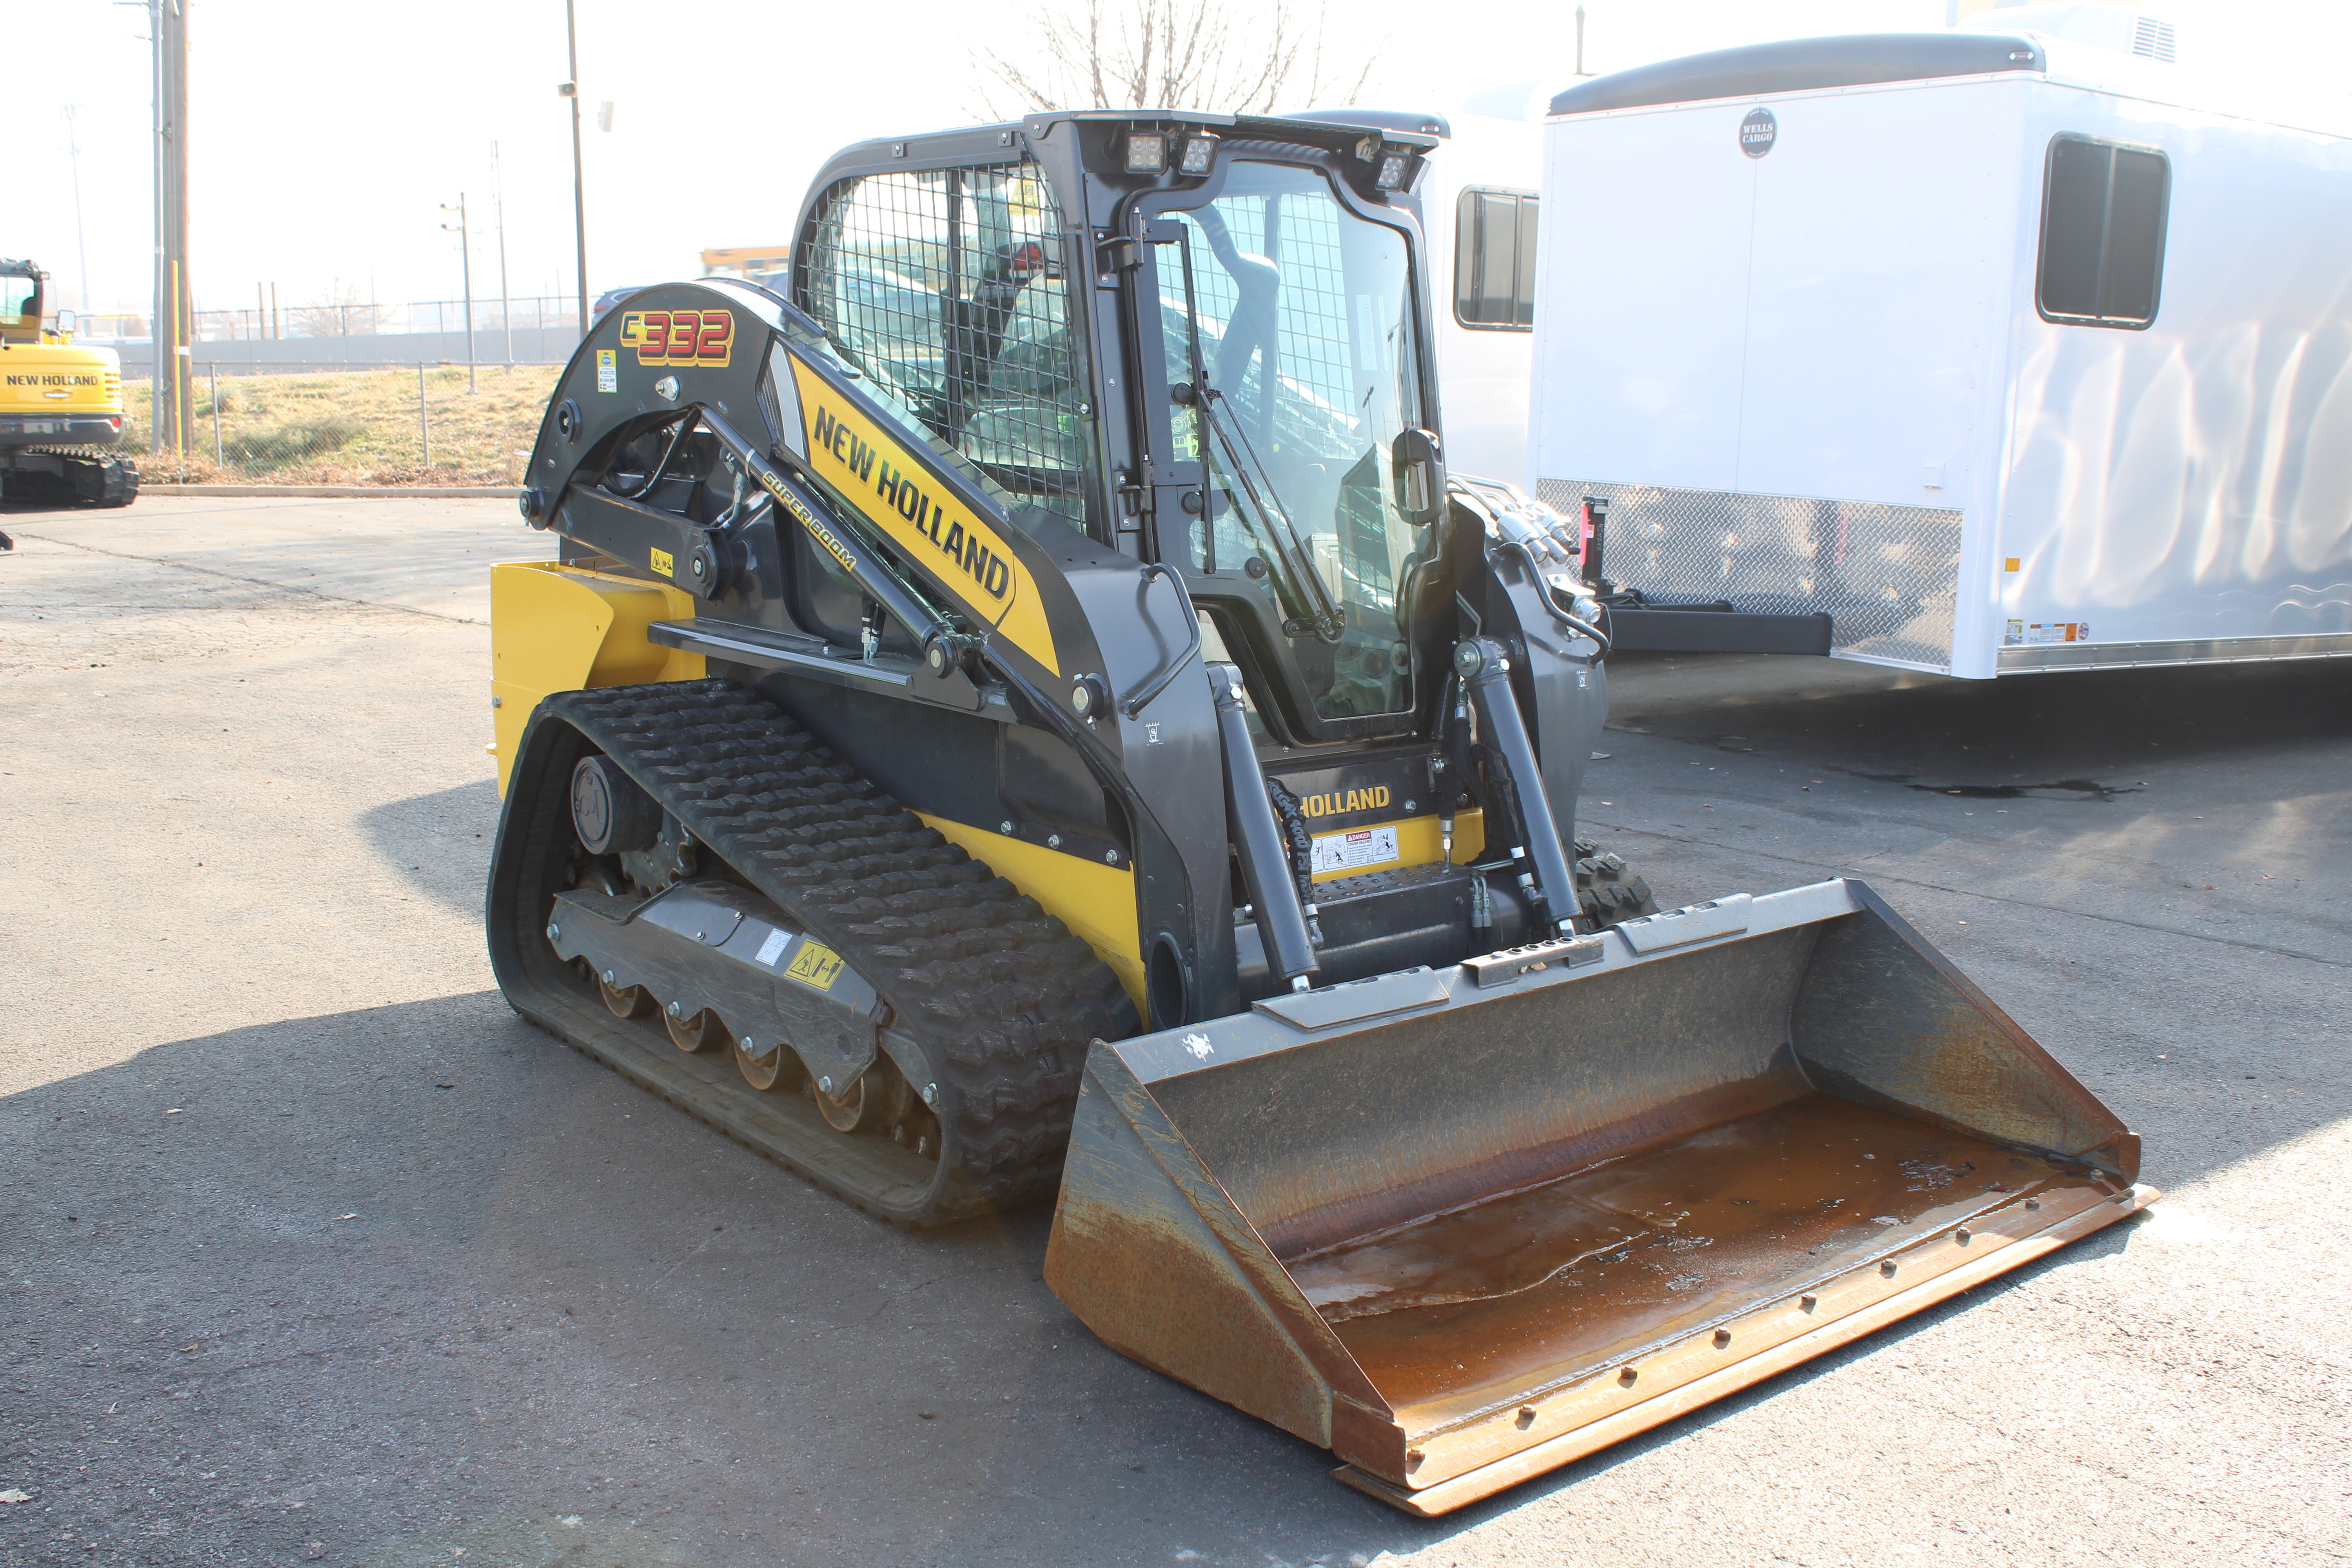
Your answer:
2,495 -> 2345,1567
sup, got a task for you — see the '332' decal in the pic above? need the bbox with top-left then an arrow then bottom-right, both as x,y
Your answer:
619,308 -> 733,368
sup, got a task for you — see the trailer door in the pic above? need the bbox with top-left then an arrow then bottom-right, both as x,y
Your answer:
1533,82 -> 2023,674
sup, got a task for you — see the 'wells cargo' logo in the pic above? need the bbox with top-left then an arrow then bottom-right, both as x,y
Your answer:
618,308 -> 733,368
1299,784 -> 1391,819
788,355 -> 1060,675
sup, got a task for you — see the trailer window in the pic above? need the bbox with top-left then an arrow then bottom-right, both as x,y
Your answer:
1453,189 -> 1537,330
2037,136 -> 2169,328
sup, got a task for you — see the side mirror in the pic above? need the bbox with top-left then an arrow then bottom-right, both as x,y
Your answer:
1392,427 -> 1446,526
54,309 -> 76,338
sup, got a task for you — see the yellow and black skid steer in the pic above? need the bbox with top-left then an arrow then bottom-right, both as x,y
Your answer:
486,109 -> 2151,1513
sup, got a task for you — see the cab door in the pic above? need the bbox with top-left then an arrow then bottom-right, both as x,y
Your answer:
1121,156 -> 1455,747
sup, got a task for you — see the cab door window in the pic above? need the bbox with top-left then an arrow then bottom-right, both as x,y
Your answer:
1150,160 -> 1443,724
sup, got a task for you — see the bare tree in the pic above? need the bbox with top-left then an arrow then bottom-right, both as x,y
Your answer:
287,280 -> 383,340
976,0 -> 1380,119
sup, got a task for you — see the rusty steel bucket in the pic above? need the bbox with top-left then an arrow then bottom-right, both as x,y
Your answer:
1044,878 -> 2154,1515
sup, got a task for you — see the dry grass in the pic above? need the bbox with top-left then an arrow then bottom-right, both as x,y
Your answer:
123,364 -> 561,486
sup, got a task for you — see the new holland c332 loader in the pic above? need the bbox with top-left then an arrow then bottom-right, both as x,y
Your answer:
485,110 -> 2153,1515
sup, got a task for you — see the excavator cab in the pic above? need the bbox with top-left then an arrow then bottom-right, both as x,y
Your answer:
0,263 -> 41,344
486,111 -> 2149,1515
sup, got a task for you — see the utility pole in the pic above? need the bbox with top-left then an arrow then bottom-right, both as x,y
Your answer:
144,0 -> 163,450
492,142 -> 514,365
64,106 -> 92,316
162,0 -> 189,452
561,0 -> 589,341
1576,5 -> 1588,78
136,0 -> 192,452
442,195 -> 476,393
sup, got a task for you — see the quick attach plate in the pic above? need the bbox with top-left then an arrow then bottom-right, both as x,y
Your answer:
1462,935 -> 1606,988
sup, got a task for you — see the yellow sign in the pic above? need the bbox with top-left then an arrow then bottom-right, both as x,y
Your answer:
649,546 -> 674,578
784,940 -> 845,992
788,355 -> 1061,675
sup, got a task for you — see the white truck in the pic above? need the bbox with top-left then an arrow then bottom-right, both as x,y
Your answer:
1522,13 -> 2352,675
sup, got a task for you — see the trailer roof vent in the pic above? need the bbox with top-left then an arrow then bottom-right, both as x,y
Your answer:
2132,17 -> 2177,63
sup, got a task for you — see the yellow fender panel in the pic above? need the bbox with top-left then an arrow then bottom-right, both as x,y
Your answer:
488,561 -> 703,795
918,815 -> 1145,1013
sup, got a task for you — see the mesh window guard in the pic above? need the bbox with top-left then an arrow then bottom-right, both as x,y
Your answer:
799,160 -> 1089,530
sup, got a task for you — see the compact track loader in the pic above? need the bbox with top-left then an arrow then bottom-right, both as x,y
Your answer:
486,111 -> 2151,1513
0,258 -> 139,508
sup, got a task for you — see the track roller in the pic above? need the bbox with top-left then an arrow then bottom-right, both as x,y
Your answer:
665,1003 -> 722,1054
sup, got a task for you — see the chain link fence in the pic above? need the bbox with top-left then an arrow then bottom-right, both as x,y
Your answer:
118,363 -> 562,486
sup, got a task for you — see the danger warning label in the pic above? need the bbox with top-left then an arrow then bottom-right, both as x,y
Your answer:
1311,824 -> 1400,877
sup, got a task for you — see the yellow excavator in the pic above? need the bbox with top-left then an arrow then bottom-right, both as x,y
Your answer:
0,257 -> 139,523
483,111 -> 2154,1514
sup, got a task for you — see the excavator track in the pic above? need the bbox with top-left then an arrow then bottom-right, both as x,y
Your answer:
2,447 -> 139,508
488,677 -> 1138,1227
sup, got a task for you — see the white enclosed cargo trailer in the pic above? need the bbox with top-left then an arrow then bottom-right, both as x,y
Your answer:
1526,23 -> 2352,676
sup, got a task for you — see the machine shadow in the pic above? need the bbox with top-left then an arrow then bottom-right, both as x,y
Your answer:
361,777 -> 503,915
1607,653 -> 2352,783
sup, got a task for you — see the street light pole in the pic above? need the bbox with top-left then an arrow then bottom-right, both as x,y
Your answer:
442,195 -> 476,393
562,0 -> 588,341
492,141 -> 513,366
64,105 -> 92,317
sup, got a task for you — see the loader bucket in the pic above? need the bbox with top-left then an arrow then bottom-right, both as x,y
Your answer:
1045,878 -> 2153,1516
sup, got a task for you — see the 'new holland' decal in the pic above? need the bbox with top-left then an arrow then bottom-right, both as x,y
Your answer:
788,355 -> 1060,676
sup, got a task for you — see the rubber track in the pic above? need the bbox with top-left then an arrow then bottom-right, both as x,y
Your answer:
6,447 -> 139,507
539,678 -> 1136,1221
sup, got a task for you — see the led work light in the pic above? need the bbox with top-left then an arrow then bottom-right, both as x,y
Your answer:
1125,133 -> 1168,173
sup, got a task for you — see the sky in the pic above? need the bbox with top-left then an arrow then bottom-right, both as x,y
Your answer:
8,0 -> 2344,320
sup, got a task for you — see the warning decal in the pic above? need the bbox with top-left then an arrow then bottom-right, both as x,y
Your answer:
784,940 -> 845,992
2004,620 -> 2092,647
1311,824 -> 1401,878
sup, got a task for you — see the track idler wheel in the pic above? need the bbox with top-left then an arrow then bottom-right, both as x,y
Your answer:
664,1002 -> 722,1053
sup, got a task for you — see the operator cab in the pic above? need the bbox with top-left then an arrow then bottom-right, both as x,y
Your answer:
0,261 -> 45,345
790,113 -> 1454,751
